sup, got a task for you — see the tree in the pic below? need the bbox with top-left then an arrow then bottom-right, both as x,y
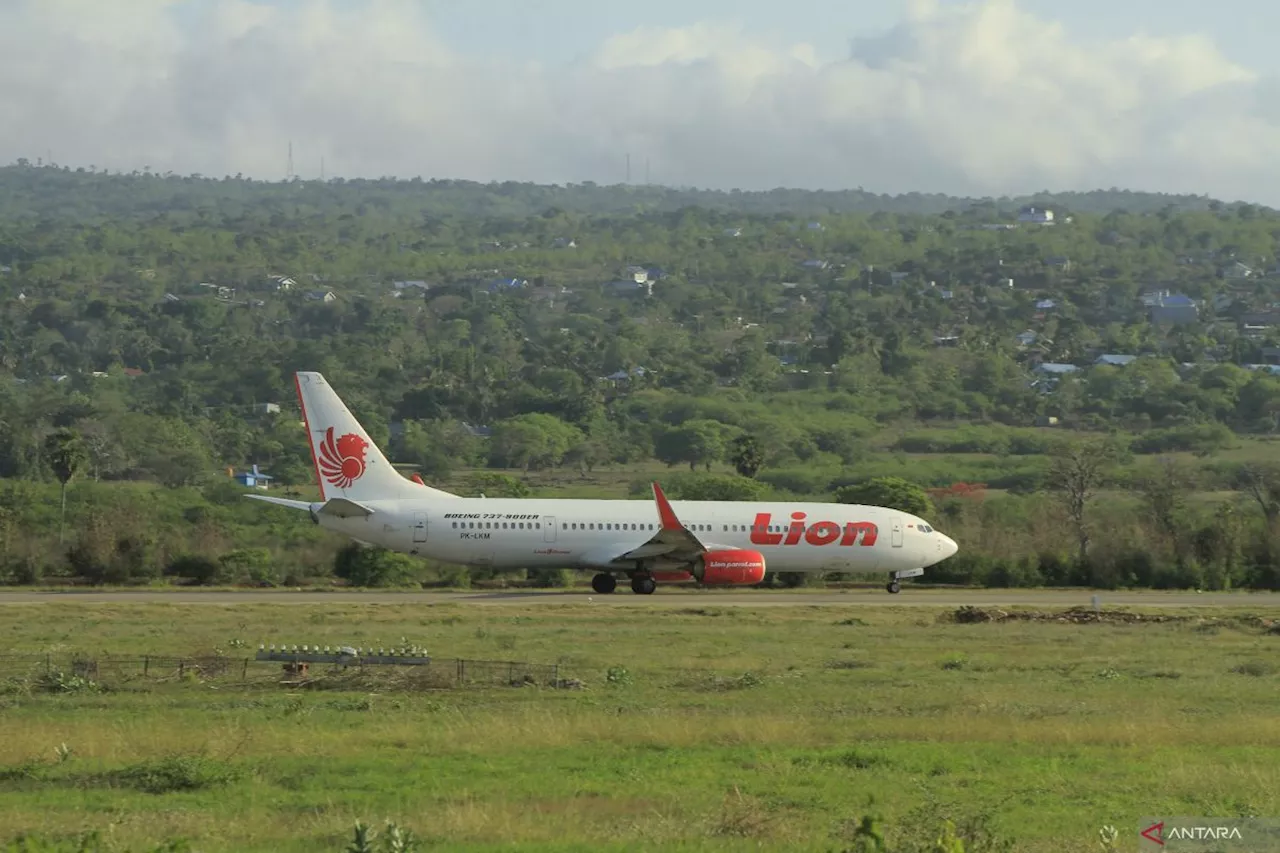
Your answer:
1138,457 -> 1193,567
43,427 -> 87,545
835,477 -> 932,517
489,414 -> 583,471
1236,463 -> 1280,528
730,434 -> 765,478
1047,439 -> 1119,564
654,419 -> 733,472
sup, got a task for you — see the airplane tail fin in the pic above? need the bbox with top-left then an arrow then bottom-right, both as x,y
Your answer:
294,371 -> 456,502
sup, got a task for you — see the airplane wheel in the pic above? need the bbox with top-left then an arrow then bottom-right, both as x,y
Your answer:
631,576 -> 657,595
592,573 -> 617,594
887,580 -> 901,595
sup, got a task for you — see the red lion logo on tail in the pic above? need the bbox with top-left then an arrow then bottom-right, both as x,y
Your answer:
317,427 -> 370,488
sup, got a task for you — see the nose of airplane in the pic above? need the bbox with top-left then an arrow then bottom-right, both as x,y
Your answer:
939,534 -> 958,560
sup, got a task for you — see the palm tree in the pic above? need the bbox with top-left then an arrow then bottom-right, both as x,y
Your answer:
44,428 -> 87,545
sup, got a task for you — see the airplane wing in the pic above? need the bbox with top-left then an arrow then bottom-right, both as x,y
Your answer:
244,495 -> 374,518
614,482 -> 709,563
244,495 -> 313,511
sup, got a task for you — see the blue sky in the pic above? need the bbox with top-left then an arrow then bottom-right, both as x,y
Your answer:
6,0 -> 1280,202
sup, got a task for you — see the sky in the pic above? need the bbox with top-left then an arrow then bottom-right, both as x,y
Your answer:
4,0 -> 1280,203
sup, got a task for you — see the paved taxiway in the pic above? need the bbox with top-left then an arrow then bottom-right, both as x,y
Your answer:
0,589 -> 1273,607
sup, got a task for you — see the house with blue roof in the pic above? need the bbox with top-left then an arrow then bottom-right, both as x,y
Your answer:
232,464 -> 273,489
1145,291 -> 1199,325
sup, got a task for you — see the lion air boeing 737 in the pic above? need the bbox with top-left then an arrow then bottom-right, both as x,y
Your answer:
247,372 -> 959,594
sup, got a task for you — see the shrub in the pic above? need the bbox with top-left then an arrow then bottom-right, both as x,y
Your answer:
218,548 -> 277,585
333,544 -> 418,588
527,568 -> 574,588
835,477 -> 932,516
166,555 -> 220,585
101,756 -> 239,794
657,472 -> 770,501
757,468 -> 833,496
1130,424 -> 1235,454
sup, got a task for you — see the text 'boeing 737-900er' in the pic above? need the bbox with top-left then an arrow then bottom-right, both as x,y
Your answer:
248,372 -> 959,594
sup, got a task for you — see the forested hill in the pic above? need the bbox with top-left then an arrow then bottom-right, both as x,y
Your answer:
3,156 -> 1280,591
0,161 -> 1231,223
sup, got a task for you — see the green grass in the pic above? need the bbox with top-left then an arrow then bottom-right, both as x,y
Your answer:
0,600 -> 1278,851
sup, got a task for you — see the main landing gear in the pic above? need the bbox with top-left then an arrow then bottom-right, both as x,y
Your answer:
630,575 -> 657,595
589,572 -> 657,595
886,578 -> 901,595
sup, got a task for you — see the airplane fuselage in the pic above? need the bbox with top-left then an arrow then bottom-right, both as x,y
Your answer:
311,496 -> 955,576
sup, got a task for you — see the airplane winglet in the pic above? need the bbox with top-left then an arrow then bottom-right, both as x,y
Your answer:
652,482 -> 684,531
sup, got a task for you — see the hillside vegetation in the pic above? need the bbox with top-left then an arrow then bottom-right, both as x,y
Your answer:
2,163 -> 1280,589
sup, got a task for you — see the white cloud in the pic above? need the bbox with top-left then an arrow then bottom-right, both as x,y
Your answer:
1,0 -> 1277,202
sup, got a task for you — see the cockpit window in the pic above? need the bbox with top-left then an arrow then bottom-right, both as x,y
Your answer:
920,524 -> 933,533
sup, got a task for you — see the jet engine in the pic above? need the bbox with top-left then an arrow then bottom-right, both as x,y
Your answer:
693,549 -> 767,585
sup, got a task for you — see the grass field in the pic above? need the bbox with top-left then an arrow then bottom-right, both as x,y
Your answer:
1,598 -> 1278,852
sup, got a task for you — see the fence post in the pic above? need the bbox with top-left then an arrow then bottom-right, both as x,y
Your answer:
456,658 -> 463,686
242,658 -> 249,681
143,656 -> 149,677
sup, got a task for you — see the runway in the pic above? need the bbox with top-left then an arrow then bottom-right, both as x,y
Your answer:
0,589 -> 1274,608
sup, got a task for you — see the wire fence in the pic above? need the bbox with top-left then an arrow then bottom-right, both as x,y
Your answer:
0,653 -> 566,691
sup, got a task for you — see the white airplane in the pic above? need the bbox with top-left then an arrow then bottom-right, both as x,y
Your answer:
248,372 -> 958,594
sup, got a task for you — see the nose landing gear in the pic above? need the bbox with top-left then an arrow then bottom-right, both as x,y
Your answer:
886,567 -> 924,594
